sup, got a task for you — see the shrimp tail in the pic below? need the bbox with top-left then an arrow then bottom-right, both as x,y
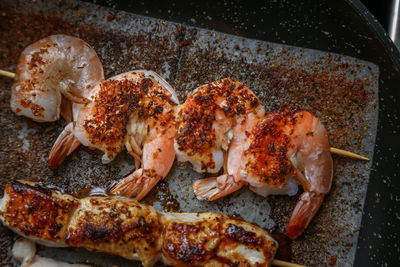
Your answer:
286,191 -> 325,239
60,96 -> 73,122
62,88 -> 90,104
48,122 -> 81,168
193,174 -> 244,201
109,169 -> 162,201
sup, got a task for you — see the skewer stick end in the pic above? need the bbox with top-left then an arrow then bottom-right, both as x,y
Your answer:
0,69 -> 16,79
272,259 -> 308,267
330,147 -> 370,161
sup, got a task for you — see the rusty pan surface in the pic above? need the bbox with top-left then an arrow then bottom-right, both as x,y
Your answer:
0,0 -> 378,266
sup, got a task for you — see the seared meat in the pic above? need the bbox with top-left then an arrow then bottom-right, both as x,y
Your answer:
161,213 -> 277,266
0,180 -> 77,247
1,181 -> 278,267
66,196 -> 163,267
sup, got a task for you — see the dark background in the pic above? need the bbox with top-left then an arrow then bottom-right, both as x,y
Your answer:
86,0 -> 400,266
361,0 -> 392,31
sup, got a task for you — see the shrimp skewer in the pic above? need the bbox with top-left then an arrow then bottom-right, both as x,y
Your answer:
1,180 -> 279,267
53,71 -> 179,199
3,49 -> 369,163
195,108 -> 333,239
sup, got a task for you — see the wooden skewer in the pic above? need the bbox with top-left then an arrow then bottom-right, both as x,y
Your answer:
330,147 -> 369,161
0,69 -> 16,79
0,69 -> 370,161
273,259 -> 307,267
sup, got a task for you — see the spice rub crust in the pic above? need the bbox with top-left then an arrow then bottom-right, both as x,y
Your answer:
1,182 -> 279,266
162,213 -> 277,266
66,196 -> 163,266
1,181 -> 77,244
175,78 -> 260,171
82,72 -> 176,156
243,108 -> 305,187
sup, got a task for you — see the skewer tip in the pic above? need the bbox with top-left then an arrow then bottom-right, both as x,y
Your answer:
0,69 -> 16,79
272,259 -> 308,267
330,147 -> 370,161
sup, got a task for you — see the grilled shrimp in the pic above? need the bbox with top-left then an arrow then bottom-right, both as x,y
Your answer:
175,78 -> 263,174
56,71 -> 179,200
193,110 -> 263,200
194,108 -> 333,239
1,181 -> 278,267
11,34 -> 104,122
242,108 -> 333,239
9,34 -> 104,168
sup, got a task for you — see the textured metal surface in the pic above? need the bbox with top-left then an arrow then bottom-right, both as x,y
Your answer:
0,0 -> 379,266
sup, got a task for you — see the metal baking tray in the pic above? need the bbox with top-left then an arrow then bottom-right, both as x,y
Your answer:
0,0 -> 380,266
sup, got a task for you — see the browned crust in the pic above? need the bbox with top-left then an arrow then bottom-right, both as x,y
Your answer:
243,108 -> 306,187
1,181 -> 77,242
162,215 -> 277,266
83,74 -> 176,154
66,197 -> 163,264
222,220 -> 278,266
1,182 -> 277,266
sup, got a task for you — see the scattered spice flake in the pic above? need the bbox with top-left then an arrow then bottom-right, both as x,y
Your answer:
107,13 -> 115,21
329,255 -> 337,266
181,40 -> 190,46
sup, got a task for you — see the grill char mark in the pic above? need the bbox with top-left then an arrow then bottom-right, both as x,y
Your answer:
3,181 -> 77,243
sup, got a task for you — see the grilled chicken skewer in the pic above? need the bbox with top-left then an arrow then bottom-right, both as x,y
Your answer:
0,180 -> 278,267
